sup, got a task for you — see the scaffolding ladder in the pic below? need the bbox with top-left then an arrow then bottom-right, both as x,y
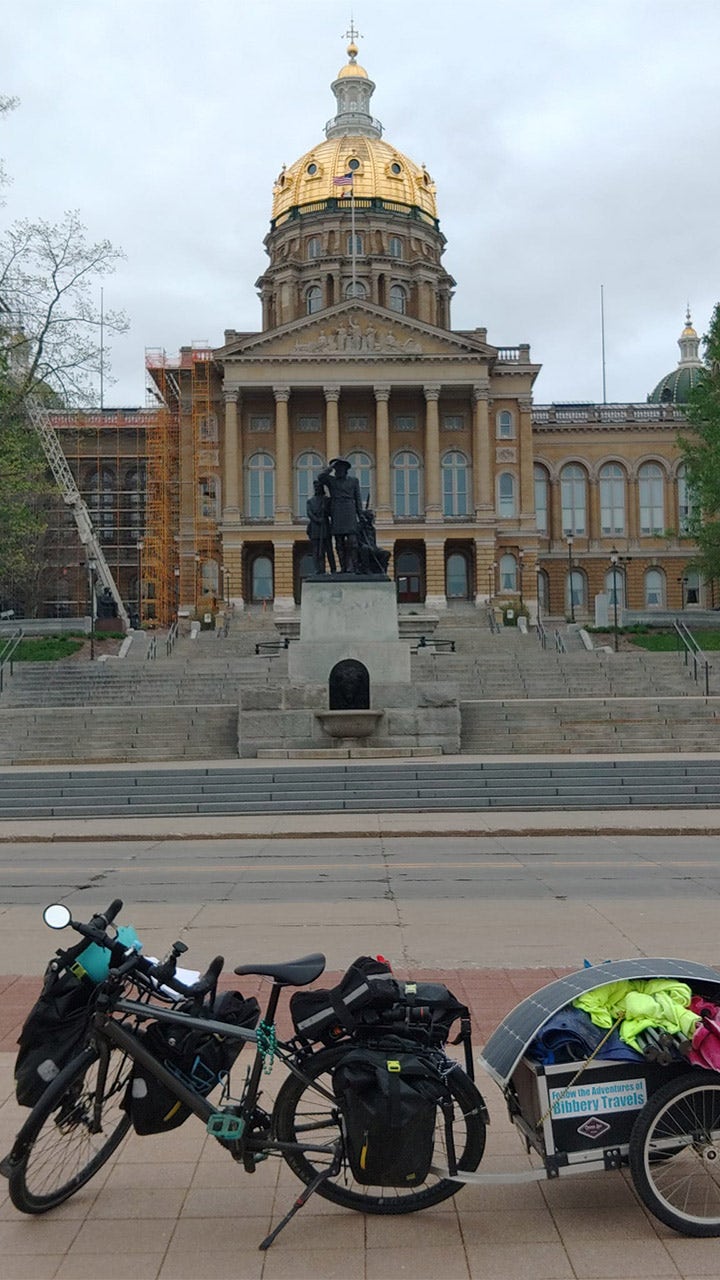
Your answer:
143,352 -> 180,626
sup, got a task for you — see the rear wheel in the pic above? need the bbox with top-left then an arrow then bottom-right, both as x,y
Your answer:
273,1044 -> 486,1214
8,1044 -> 133,1213
629,1069 -> 720,1236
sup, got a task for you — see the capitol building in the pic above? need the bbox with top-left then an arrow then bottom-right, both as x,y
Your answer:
43,38 -> 705,626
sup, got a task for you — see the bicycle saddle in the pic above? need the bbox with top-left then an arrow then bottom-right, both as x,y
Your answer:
234,953 -> 326,987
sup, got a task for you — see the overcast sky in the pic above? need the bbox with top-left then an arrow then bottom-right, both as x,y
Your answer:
3,0 -> 719,409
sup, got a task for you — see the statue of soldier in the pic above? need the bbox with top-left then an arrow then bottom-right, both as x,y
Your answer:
358,508 -> 391,576
317,458 -> 363,574
305,479 -> 336,574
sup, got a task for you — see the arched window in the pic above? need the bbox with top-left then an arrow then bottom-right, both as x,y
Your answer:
561,464 -> 587,535
497,410 -> 514,439
599,463 -> 626,536
345,280 -> 367,299
499,553 -> 517,592
389,284 -> 406,314
639,462 -> 665,535
537,568 -> 549,616
251,555 -> 273,602
86,466 -> 116,538
246,452 -> 274,519
644,568 -> 665,608
295,451 -> 324,518
347,233 -> 364,255
534,464 -> 549,535
442,451 -> 470,516
677,464 -> 695,534
306,285 -> 322,315
307,236 -> 321,260
446,552 -> 469,599
604,566 -> 626,609
393,451 -> 422,517
347,450 -> 373,505
497,472 -> 516,519
388,236 -> 403,259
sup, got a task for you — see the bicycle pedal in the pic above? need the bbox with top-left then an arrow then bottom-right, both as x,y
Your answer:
207,1112 -> 246,1141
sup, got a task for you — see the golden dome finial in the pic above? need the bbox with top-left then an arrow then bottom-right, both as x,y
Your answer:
343,17 -> 361,62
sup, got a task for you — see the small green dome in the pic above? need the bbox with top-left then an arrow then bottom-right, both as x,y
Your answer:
647,309 -> 703,405
648,365 -> 702,405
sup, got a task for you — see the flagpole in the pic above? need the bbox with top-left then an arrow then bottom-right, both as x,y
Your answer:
351,182 -> 357,294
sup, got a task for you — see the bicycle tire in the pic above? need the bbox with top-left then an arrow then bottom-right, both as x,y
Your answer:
8,1043 -> 133,1214
273,1044 -> 486,1213
629,1068 -> 720,1236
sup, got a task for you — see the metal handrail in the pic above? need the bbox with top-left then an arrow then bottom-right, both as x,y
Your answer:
673,618 -> 711,695
0,627 -> 23,692
554,629 -> 567,654
487,606 -> 500,634
146,634 -> 158,661
166,621 -> 179,657
536,620 -> 548,650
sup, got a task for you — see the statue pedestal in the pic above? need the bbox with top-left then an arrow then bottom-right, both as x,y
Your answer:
288,578 -> 411,686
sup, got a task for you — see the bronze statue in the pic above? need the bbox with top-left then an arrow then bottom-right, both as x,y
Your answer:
306,480 -> 336,574
317,458 -> 363,573
358,508 -> 390,575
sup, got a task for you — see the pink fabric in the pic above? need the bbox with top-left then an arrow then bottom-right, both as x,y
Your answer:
688,997 -> 720,1070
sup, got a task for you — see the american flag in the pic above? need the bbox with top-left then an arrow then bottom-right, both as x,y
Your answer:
332,173 -> 354,188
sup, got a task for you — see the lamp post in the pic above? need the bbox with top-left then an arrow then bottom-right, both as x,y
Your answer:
487,561 -> 496,602
222,566 -> 231,606
87,557 -> 97,661
136,539 -> 144,626
518,549 -> 524,610
610,547 -> 619,652
536,567 -> 542,627
566,534 -> 575,622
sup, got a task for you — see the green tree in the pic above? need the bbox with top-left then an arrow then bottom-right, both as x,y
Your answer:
0,353 -> 53,609
679,304 -> 720,584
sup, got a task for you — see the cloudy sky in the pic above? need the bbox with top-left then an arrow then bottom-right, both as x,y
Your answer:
3,0 -> 719,408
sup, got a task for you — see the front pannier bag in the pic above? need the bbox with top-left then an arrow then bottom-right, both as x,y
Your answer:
332,1049 -> 447,1186
127,989 -> 260,1135
290,956 -> 399,1044
15,939 -> 98,1107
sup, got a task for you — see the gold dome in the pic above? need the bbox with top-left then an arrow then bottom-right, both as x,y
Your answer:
272,136 -> 438,222
337,61 -> 368,78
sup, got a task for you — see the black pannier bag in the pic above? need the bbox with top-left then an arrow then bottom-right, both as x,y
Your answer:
15,938 -> 98,1107
290,956 -> 399,1045
332,1048 -> 447,1186
126,989 -> 260,1135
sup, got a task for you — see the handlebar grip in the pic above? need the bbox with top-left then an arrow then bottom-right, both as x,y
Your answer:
104,899 -> 123,924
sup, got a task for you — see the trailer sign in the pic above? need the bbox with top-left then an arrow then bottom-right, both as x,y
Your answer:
549,1077 -> 647,1118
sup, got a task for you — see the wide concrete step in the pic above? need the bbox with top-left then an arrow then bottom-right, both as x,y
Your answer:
0,759 -> 718,818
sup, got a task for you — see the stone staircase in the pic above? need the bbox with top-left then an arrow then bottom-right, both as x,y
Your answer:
0,611 -> 716,763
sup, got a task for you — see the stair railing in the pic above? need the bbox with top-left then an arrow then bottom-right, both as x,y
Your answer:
673,618 -> 711,695
536,619 -> 548,650
554,629 -> 567,653
166,621 -> 179,657
0,627 -> 23,693
146,634 -> 158,661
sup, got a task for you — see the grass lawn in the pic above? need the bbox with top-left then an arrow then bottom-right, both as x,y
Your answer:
12,636 -> 85,661
628,630 -> 720,652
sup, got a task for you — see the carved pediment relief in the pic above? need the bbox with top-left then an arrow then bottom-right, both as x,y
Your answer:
293,319 -> 423,356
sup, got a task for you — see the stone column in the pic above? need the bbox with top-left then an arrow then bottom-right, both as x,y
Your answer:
425,539 -> 447,611
273,540 -> 295,614
273,386 -> 292,523
222,389 -> 241,520
550,475 -> 563,542
588,475 -> 600,542
518,399 -> 534,523
324,385 -> 340,461
472,383 -> 492,517
373,384 -> 392,520
424,383 -> 442,522
627,470 -> 639,542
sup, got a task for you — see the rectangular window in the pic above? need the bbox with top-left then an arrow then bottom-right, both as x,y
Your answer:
296,415 -> 321,433
394,415 -> 417,432
346,415 -> 369,432
249,415 -> 272,433
443,415 -> 464,431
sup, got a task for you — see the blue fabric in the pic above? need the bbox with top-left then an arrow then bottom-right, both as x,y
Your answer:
528,1007 -> 644,1065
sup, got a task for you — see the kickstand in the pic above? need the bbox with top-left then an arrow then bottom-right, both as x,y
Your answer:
258,1145 -> 342,1251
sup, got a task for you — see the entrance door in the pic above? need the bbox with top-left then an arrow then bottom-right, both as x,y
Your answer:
395,550 -> 423,603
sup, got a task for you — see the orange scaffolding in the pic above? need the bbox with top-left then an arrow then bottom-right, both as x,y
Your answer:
143,351 -> 180,625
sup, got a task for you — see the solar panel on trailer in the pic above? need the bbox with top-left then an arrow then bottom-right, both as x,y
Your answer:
479,958 -> 720,1088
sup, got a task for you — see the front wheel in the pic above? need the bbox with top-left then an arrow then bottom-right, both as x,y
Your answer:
8,1043 -> 133,1213
273,1045 -> 486,1214
629,1069 -> 720,1236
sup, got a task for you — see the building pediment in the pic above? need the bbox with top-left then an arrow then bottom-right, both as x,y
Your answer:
218,303 -> 495,362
